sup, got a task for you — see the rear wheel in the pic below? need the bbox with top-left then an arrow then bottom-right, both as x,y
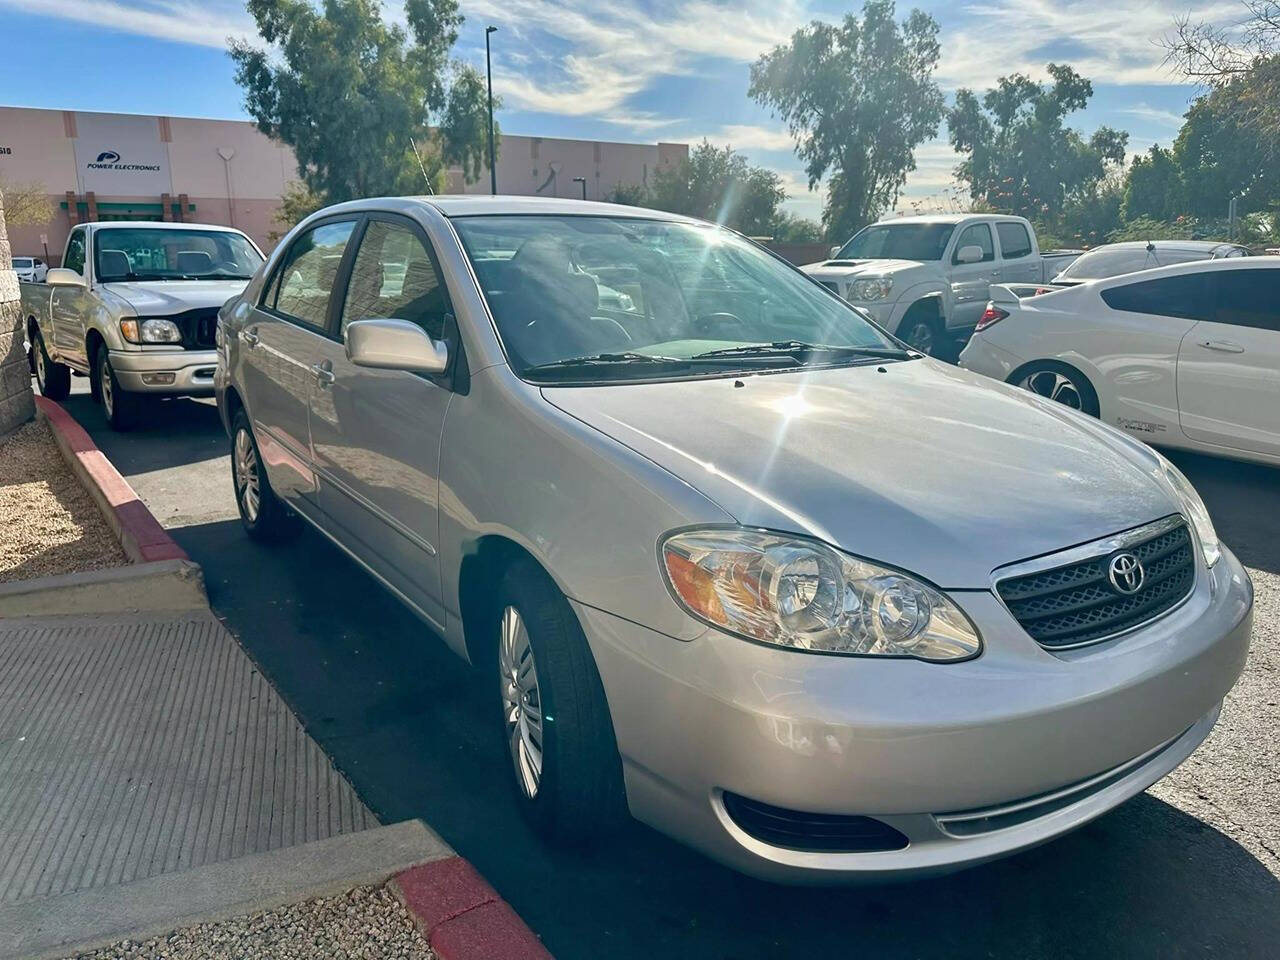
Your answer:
231,410 -> 297,542
495,559 -> 626,842
31,328 -> 71,400
1015,362 -> 1100,417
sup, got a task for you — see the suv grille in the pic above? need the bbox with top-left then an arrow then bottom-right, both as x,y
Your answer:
167,308 -> 220,349
996,520 -> 1195,648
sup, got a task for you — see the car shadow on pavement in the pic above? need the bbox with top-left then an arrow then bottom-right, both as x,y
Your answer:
56,388 -> 229,475
173,515 -> 1280,960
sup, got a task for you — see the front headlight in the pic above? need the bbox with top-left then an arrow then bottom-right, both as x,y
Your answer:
121,317 -> 182,344
660,528 -> 981,661
1158,457 -> 1220,567
850,277 -> 893,301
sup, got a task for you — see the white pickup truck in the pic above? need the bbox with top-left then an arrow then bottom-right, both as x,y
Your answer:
802,214 -> 1080,355
21,220 -> 264,429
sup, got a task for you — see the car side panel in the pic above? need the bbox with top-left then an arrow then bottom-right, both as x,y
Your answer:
1177,321 -> 1280,459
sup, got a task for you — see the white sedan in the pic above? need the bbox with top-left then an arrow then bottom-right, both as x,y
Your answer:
959,257 -> 1280,467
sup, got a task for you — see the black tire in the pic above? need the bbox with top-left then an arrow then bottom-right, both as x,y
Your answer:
494,558 -> 627,843
31,327 -> 71,400
898,308 -> 943,356
93,346 -> 142,431
1013,361 -> 1100,417
230,409 -> 298,542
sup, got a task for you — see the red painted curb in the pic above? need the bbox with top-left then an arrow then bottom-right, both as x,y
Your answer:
392,857 -> 553,960
35,396 -> 189,564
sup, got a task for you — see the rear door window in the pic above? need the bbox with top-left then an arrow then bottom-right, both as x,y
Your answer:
266,220 -> 358,331
995,222 -> 1032,259
1100,273 -> 1215,321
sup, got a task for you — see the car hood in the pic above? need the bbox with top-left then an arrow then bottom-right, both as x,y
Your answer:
542,360 -> 1181,588
802,259 -> 923,278
102,279 -> 250,314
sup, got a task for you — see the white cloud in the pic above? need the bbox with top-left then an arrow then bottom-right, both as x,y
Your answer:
1118,103 -> 1187,128
0,0 -> 251,47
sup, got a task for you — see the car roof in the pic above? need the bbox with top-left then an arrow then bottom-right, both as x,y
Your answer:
868,213 -> 1027,226
411,194 -> 701,223
86,220 -> 248,232
1079,239 -> 1244,254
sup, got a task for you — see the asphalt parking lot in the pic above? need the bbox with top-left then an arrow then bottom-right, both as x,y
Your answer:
53,376 -> 1279,960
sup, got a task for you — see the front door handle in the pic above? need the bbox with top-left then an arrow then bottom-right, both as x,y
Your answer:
240,329 -> 260,347
1200,340 -> 1245,354
311,361 -> 335,386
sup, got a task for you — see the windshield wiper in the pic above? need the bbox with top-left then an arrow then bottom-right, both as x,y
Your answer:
692,341 -> 915,361
526,352 -> 692,371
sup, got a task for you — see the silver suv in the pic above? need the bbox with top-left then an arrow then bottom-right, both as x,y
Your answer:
216,196 -> 1252,883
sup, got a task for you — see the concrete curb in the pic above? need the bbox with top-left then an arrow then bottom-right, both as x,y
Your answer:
0,820 -> 454,960
392,857 -> 554,960
0,557 -> 207,617
35,395 -> 189,564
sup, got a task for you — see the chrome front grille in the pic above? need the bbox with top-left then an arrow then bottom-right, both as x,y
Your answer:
996,516 -> 1196,648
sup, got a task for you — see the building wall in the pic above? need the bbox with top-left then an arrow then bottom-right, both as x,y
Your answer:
1,105 -> 687,264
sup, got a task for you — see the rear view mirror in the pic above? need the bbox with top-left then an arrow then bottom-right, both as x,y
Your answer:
345,318 -> 448,375
955,245 -> 985,265
46,267 -> 86,287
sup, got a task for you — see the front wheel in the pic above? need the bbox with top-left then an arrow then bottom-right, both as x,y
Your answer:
230,410 -> 297,542
1015,362 -> 1100,417
94,348 -> 141,430
495,559 -> 626,843
31,328 -> 71,400
898,312 -> 942,356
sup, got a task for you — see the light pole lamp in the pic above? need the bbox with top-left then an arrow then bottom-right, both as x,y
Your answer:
485,26 -> 498,196
572,176 -> 587,200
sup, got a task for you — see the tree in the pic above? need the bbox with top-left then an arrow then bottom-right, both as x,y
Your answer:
606,182 -> 651,207
1122,145 -> 1186,222
749,0 -> 944,240
0,180 -> 53,228
270,180 -> 327,242
0,188 -> 35,434
230,0 -> 494,206
947,64 -> 1127,222
1171,81 -> 1280,219
648,141 -> 786,236
769,212 -> 823,242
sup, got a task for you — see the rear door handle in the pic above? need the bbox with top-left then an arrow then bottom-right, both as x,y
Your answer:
1200,340 -> 1245,354
240,329 -> 260,347
311,361 -> 335,386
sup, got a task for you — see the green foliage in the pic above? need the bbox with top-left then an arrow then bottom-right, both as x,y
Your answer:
648,141 -> 787,235
948,64 -> 1127,221
606,182 -> 651,207
1122,146 -> 1186,222
229,0 -> 495,207
270,181 -> 327,241
769,212 -> 824,243
749,0 -> 944,240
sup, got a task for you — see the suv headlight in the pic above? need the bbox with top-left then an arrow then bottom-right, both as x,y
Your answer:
1157,457 -> 1220,567
120,317 -> 182,344
660,528 -> 981,661
849,277 -> 893,301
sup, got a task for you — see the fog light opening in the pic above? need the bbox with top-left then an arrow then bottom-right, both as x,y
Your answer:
141,372 -> 176,386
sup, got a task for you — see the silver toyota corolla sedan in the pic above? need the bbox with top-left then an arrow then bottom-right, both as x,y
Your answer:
215,196 -> 1253,883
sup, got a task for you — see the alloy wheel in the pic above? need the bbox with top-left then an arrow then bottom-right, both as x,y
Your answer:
903,321 -> 935,356
34,344 -> 46,391
233,427 -> 261,523
1019,369 -> 1083,410
499,605 -> 544,800
99,353 -> 114,418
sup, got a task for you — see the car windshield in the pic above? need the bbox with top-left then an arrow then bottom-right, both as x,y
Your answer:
834,223 -> 956,261
13,258 -> 32,268
93,227 -> 264,281
1056,245 -> 1214,282
451,215 -> 905,383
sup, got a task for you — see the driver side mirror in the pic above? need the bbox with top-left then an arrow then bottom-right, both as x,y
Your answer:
345,318 -> 448,375
955,245 -> 985,265
47,267 -> 86,287
829,245 -> 842,259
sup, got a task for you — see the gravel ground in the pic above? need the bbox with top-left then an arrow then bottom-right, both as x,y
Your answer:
0,417 -> 126,583
66,884 -> 435,960
1150,564 -> 1279,875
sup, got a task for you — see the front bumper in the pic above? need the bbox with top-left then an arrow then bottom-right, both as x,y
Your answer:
108,349 -> 218,396
576,547 -> 1252,883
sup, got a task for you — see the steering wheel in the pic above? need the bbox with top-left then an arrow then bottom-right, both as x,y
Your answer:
588,314 -> 633,343
693,312 -> 749,338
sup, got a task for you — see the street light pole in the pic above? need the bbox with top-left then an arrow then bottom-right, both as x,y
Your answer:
573,176 -> 587,200
485,26 -> 498,196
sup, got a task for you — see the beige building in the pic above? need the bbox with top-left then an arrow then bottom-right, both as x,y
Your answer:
0,105 -> 687,262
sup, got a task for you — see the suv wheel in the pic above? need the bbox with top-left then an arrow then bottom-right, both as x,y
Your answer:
94,348 -> 141,431
899,310 -> 942,356
31,328 -> 71,400
231,410 -> 297,541
495,559 -> 626,842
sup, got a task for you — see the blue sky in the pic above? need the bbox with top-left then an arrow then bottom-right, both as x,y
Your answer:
0,0 -> 1236,221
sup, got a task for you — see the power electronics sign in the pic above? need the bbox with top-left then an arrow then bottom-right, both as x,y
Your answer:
73,112 -> 171,194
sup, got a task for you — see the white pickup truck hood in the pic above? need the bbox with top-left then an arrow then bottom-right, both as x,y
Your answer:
802,258 -> 924,280
102,279 -> 249,315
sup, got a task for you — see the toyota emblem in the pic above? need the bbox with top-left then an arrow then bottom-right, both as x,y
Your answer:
1108,552 -> 1145,594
